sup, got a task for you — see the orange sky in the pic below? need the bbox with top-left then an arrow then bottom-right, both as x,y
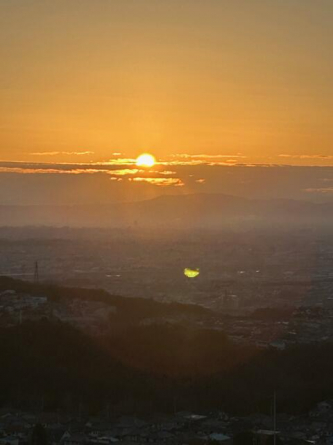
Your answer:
1,0 -> 333,166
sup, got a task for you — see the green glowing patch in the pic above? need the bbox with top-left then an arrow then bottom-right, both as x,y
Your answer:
184,268 -> 200,278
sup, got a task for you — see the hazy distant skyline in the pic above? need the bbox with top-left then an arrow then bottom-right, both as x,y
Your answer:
0,159 -> 332,205
1,0 -> 333,167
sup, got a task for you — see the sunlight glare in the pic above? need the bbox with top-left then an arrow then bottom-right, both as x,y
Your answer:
136,153 -> 156,167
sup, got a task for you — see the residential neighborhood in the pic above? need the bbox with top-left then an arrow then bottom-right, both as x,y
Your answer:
3,401 -> 333,445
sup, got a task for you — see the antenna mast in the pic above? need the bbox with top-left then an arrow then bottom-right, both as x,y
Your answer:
273,391 -> 277,445
34,261 -> 39,283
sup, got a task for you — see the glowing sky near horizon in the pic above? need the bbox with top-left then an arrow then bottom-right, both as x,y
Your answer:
0,0 -> 333,167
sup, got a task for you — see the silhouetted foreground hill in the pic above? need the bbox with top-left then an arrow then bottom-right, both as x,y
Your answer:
1,194 -> 333,227
1,318 -> 333,415
1,277 -> 333,415
0,277 -> 333,414
0,276 -> 208,323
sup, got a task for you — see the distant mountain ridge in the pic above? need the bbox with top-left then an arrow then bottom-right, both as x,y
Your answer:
0,193 -> 332,228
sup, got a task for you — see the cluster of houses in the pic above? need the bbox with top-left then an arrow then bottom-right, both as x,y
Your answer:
2,402 -> 333,445
4,288 -> 333,350
0,291 -> 116,334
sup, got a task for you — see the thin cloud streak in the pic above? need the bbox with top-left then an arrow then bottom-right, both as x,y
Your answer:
31,151 -> 95,156
109,177 -> 123,182
149,170 -> 176,175
173,154 -> 246,159
129,177 -> 184,187
2,156 -> 321,170
280,154 -> 333,160
0,163 -> 185,187
0,167 -> 105,175
108,169 -> 140,176
305,187 -> 333,194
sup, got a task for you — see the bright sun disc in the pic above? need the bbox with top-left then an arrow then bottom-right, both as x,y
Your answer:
136,153 -> 156,167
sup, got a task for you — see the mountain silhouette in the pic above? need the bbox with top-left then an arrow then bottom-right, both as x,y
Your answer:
0,193 -> 332,228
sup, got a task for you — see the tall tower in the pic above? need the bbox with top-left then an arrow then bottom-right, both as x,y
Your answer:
34,261 -> 39,283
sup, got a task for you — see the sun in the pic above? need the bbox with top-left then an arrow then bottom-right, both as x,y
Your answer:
136,153 -> 156,167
